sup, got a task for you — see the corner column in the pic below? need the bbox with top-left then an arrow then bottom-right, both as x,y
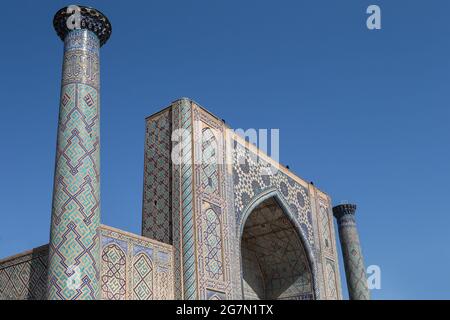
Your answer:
47,6 -> 111,300
333,204 -> 370,300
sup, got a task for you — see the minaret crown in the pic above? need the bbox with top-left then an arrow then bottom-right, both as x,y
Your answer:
53,5 -> 112,46
332,204 -> 357,219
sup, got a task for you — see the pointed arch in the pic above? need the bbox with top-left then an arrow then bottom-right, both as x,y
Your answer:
238,188 -> 319,299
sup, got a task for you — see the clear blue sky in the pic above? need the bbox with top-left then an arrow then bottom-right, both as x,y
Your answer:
0,0 -> 449,300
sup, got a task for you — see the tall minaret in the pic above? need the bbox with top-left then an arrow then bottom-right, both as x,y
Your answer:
47,6 -> 111,300
333,204 -> 370,300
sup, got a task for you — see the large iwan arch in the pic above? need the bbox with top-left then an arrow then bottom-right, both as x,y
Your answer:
238,192 -> 317,300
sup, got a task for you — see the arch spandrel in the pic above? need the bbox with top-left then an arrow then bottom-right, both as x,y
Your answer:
231,138 -> 323,299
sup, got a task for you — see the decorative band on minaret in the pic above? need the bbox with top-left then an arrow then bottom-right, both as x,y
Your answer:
333,204 -> 370,300
48,6 -> 111,300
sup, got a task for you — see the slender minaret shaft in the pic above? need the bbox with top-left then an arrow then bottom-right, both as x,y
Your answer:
47,6 -> 111,300
333,204 -> 370,300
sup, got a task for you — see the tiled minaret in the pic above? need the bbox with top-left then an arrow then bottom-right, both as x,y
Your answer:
333,204 -> 370,300
47,6 -> 111,300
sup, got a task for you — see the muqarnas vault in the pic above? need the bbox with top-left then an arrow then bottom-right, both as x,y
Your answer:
0,6 -> 370,300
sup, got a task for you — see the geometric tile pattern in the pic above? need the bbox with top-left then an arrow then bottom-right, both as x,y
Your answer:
229,136 -> 336,299
132,254 -> 153,300
203,208 -> 224,280
319,202 -> 333,254
156,267 -> 170,300
325,260 -> 338,300
0,225 -> 174,300
0,245 -> 48,300
178,101 -> 197,300
142,110 -> 172,244
1,38 -> 352,301
333,205 -> 370,300
191,105 -> 232,300
200,128 -> 219,195
48,29 -> 101,300
0,222 -> 175,301
139,100 -> 208,300
1,96 -> 350,300
314,195 -> 341,300
140,99 -> 344,300
241,198 -> 313,300
101,244 -> 127,300
232,140 -> 314,246
142,103 -> 205,301
138,99 -> 347,300
170,103 -> 183,299
99,225 -> 173,300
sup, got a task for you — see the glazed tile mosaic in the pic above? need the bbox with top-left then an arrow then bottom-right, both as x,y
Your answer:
0,6 -> 370,300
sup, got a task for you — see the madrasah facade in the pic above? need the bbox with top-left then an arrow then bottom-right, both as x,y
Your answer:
0,5 -> 370,301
